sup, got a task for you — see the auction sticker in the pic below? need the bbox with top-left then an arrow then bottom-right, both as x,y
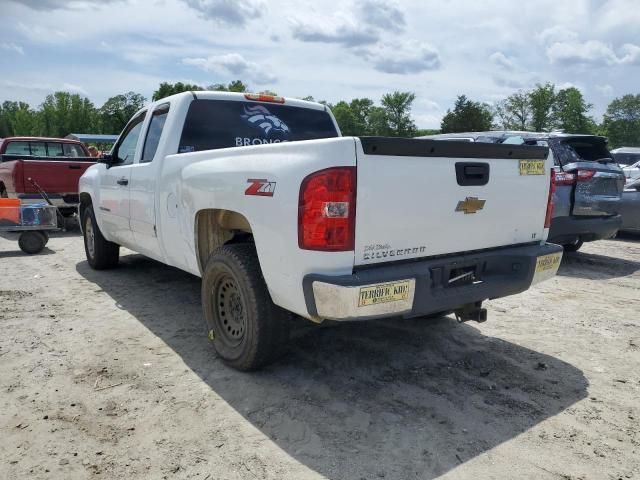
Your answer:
519,159 -> 545,175
358,280 -> 411,307
535,252 -> 561,273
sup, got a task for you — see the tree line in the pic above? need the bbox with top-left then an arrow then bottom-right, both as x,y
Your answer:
1,80 -> 638,148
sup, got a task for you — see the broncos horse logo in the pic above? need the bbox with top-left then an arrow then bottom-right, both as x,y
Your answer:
242,104 -> 290,137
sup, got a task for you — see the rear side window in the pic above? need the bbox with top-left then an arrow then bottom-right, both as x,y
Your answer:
47,143 -> 63,156
63,144 -> 86,157
4,141 -> 30,155
178,99 -> 338,153
30,142 -> 47,156
141,104 -> 170,163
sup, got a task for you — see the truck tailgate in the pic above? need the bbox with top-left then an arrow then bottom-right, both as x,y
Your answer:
354,137 -> 551,266
19,158 -> 95,194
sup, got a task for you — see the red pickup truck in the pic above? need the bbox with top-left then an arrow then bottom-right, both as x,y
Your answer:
0,137 -> 96,216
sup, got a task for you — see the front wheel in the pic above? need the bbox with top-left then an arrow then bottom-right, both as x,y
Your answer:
201,244 -> 290,371
18,231 -> 47,254
82,205 -> 119,269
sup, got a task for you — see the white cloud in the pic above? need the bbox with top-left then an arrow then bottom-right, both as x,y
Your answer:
537,26 -> 579,45
489,52 -> 517,71
359,40 -> 441,74
62,83 -> 89,96
0,42 -> 24,55
357,0 -> 406,33
182,53 -> 276,84
547,39 -> 640,66
290,14 -> 379,47
183,0 -> 264,26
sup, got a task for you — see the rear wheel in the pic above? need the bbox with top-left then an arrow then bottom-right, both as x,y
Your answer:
563,238 -> 583,252
18,231 -> 47,254
82,205 -> 119,269
201,244 -> 290,371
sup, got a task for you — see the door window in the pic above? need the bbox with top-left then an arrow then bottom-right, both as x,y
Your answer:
114,113 -> 145,166
47,143 -> 64,157
141,104 -> 170,163
63,143 -> 85,157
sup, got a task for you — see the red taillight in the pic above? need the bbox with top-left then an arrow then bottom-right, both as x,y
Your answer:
544,169 -> 556,229
555,172 -> 576,185
244,93 -> 285,104
577,169 -> 596,181
298,167 -> 356,251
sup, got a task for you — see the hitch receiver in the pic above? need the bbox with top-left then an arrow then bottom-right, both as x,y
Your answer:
455,302 -> 488,323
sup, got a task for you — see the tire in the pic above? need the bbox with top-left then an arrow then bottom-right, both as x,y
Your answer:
563,239 -> 583,252
201,244 -> 290,371
18,231 -> 47,254
82,205 -> 119,269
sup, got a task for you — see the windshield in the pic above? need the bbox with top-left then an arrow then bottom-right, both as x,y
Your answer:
178,99 -> 338,153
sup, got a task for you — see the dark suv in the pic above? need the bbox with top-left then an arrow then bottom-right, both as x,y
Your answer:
421,131 -> 626,251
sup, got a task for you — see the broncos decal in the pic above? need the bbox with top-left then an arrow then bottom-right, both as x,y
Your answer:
242,105 -> 290,137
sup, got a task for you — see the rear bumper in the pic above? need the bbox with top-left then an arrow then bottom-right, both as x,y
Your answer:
548,215 -> 622,245
303,243 -> 563,321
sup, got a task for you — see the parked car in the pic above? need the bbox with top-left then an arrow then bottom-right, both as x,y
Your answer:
619,178 -> 640,233
421,131 -> 626,251
79,92 -> 562,370
0,137 -> 96,216
623,160 -> 640,181
611,147 -> 640,167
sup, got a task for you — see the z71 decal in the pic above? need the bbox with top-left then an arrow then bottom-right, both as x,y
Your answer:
245,179 -> 276,197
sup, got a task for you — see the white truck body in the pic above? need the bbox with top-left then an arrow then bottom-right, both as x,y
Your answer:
80,91 -> 562,367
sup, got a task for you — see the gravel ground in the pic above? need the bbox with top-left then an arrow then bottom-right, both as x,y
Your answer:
0,232 -> 639,480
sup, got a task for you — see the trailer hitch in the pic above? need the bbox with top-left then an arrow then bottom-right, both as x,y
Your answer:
455,302 -> 488,323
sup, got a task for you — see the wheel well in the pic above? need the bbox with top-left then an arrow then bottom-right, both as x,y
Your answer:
195,209 -> 253,273
79,193 -> 92,221
0,182 -> 6,195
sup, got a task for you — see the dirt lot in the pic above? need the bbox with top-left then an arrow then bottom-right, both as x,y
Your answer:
0,232 -> 639,480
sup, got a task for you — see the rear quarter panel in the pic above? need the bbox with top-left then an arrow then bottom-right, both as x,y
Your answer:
162,137 -> 359,318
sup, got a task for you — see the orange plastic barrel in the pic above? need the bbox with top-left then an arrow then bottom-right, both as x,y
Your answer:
0,198 -> 21,225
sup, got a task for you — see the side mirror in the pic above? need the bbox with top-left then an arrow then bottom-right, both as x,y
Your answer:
99,153 -> 114,168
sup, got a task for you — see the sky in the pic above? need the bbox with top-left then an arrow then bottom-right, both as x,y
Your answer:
0,0 -> 638,129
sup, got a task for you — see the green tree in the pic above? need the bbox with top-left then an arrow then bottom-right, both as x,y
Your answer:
602,94 -> 640,148
99,92 -> 147,134
380,91 -> 416,137
38,92 -> 97,137
553,87 -> 595,133
227,80 -> 249,92
496,90 -> 531,130
528,82 -> 556,132
441,95 -> 493,133
152,82 -> 202,101
0,101 -> 37,136
331,101 -> 358,135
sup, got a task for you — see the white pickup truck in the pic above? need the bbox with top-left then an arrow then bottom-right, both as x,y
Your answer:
79,91 -> 562,370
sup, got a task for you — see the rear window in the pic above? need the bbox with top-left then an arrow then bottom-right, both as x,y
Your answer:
553,138 -> 612,166
178,99 -> 338,153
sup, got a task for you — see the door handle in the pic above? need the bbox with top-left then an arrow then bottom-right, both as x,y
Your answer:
117,177 -> 129,186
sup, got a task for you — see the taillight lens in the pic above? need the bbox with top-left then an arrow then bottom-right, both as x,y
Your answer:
298,167 -> 356,251
577,169 -> 596,181
544,169 -> 556,229
555,172 -> 576,185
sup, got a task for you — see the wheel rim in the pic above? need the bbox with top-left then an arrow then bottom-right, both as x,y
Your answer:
212,273 -> 246,346
85,216 -> 95,260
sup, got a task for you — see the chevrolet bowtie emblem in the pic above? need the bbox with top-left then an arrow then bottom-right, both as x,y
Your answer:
456,197 -> 486,214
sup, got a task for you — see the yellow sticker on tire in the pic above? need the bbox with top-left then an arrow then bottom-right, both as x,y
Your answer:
519,159 -> 545,175
358,280 -> 411,307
